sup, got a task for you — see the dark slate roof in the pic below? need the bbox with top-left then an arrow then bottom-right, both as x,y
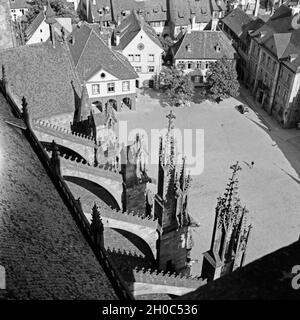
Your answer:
169,0 -> 215,26
87,0 -> 167,23
222,7 -> 254,37
114,10 -> 163,50
0,40 -> 81,119
68,22 -> 138,81
144,0 -> 167,22
178,239 -> 300,300
173,30 -> 236,60
0,92 -> 118,300
251,5 -> 300,71
9,0 -> 29,9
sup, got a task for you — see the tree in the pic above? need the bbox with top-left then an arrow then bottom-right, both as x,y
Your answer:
158,67 -> 194,107
25,0 -> 78,25
206,58 -> 240,101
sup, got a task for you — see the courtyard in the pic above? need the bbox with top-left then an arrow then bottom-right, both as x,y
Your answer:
116,86 -> 300,275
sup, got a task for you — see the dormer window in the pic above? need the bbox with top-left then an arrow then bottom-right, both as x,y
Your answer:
186,44 -> 191,52
215,45 -> 221,53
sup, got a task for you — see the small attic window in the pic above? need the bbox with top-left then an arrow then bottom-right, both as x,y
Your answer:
100,72 -> 106,78
215,45 -> 221,52
178,11 -> 184,18
153,7 -> 159,13
201,7 -> 207,14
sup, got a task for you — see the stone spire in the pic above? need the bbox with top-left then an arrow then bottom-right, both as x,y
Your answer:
50,140 -> 61,176
201,162 -> 252,281
78,81 -> 91,121
90,203 -> 104,248
154,111 -> 193,274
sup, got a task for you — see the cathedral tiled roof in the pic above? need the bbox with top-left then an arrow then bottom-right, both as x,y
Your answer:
0,91 -> 119,300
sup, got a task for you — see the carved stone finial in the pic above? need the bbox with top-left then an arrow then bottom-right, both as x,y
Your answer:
21,96 -> 31,128
2,65 -> 7,83
51,140 -> 61,176
166,110 -> 176,131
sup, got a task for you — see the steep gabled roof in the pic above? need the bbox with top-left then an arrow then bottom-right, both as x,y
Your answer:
0,40 -> 81,119
173,31 -> 236,60
169,0 -> 214,27
114,10 -> 163,50
68,22 -> 138,81
222,7 -> 254,37
250,4 -> 300,71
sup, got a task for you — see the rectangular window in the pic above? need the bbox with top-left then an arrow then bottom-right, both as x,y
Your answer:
187,61 -> 193,69
196,61 -> 201,69
122,81 -> 130,92
107,82 -> 115,92
92,84 -> 100,95
148,54 -> 155,62
261,52 -> 266,64
134,54 -> 141,62
128,54 -> 134,62
272,61 -> 276,73
134,66 -> 142,72
148,66 -> 155,72
205,61 -> 210,69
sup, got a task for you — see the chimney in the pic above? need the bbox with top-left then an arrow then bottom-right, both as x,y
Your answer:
117,14 -> 121,26
254,0 -> 259,17
115,31 -> 120,46
92,0 -> 96,5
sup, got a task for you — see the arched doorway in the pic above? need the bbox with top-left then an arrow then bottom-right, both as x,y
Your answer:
91,101 -> 103,113
107,99 -> 118,111
122,97 -> 132,109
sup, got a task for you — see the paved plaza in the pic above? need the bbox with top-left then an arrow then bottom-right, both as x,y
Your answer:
117,87 -> 300,275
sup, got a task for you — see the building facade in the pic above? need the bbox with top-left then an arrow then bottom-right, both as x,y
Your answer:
171,30 -> 236,86
68,22 -> 138,110
248,4 -> 300,128
78,0 -> 227,38
113,10 -> 164,87
9,0 -> 29,21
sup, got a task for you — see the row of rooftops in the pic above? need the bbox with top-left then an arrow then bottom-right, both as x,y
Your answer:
221,4 -> 300,72
81,0 -> 227,25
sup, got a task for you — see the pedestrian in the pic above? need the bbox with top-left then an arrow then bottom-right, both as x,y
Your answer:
251,161 -> 255,168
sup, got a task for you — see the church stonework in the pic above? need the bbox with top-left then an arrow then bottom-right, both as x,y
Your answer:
201,162 -> 252,281
154,111 -> 193,274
